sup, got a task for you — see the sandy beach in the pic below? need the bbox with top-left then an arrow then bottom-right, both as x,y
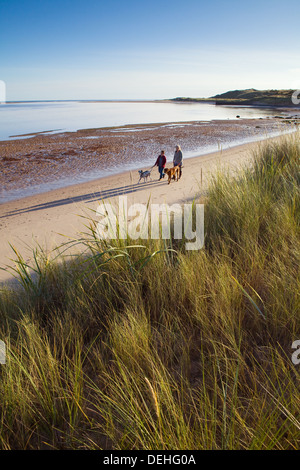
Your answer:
0,130 -> 294,284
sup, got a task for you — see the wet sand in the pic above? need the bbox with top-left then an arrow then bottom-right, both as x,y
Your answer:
0,117 -> 294,203
0,130 -> 294,284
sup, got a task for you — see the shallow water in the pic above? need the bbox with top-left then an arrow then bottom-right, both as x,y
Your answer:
0,100 -> 285,141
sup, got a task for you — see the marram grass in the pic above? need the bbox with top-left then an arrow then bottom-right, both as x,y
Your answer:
0,133 -> 299,449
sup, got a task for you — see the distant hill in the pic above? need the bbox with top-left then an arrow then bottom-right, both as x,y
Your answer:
172,89 -> 299,107
211,89 -> 297,106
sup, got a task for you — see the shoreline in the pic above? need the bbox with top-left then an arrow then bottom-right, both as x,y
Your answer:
0,124 -> 296,206
5,98 -> 300,108
0,131 -> 295,284
1,117 -> 297,205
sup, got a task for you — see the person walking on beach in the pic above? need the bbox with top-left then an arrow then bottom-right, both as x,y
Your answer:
173,145 -> 183,178
153,150 -> 167,180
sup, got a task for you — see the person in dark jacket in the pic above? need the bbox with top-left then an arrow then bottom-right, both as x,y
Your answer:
153,150 -> 167,180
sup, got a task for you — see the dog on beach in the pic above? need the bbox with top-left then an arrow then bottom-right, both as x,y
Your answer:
164,166 -> 180,184
138,169 -> 151,183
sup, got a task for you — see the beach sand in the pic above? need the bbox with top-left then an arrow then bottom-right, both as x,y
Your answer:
0,132 -> 291,284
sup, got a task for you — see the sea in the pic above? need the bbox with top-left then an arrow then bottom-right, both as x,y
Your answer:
0,100 -> 288,141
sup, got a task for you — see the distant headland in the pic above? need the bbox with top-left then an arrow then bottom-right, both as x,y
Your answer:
171,88 -> 300,107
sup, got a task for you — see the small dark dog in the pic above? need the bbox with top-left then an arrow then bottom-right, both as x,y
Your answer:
138,170 -> 151,183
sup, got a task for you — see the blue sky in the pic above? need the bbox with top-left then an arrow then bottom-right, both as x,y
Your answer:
1,0 -> 300,100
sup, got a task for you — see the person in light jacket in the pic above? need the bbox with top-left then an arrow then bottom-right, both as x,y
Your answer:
153,150 -> 167,180
173,145 -> 183,178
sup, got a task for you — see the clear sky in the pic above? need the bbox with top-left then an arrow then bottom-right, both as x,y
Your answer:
1,0 -> 300,100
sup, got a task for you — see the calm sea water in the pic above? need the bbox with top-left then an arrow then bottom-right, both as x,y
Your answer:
0,100 -> 284,141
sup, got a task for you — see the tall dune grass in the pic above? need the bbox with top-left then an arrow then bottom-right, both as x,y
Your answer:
0,134 -> 299,449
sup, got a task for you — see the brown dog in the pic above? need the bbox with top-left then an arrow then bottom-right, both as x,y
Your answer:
164,166 -> 180,184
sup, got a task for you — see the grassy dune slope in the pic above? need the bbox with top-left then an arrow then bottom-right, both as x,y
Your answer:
212,88 -> 298,107
173,88 -> 300,107
0,134 -> 299,449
